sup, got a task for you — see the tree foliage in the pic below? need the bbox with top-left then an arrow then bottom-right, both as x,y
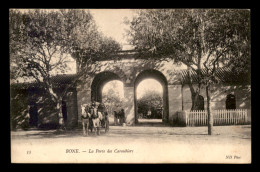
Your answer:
10,9 -> 121,82
137,90 -> 163,118
127,9 -> 250,73
102,81 -> 124,115
9,9 -> 122,128
127,9 -> 250,134
126,9 -> 250,84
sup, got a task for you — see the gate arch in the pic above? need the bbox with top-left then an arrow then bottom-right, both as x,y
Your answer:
91,71 -> 122,103
134,69 -> 169,124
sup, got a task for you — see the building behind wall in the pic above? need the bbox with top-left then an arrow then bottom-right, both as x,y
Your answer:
10,75 -> 78,130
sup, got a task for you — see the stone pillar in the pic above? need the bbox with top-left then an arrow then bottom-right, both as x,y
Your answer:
168,85 -> 182,124
123,86 -> 135,126
76,86 -> 92,125
65,90 -> 78,129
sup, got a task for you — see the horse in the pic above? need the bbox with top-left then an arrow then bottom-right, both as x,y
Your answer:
81,104 -> 92,136
89,103 -> 103,136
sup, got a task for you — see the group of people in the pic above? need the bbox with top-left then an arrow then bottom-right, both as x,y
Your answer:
114,109 -> 126,126
81,101 -> 109,136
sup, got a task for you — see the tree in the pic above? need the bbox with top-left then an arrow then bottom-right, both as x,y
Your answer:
126,9 -> 250,134
103,88 -> 123,114
10,9 -> 121,128
137,90 -> 163,119
102,81 -> 124,115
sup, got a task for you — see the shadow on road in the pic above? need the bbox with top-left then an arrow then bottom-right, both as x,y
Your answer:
11,124 -> 251,141
135,122 -> 168,127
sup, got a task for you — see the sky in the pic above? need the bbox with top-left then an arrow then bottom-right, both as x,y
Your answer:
64,9 -> 136,75
48,9 -> 137,76
102,80 -> 124,100
89,9 -> 136,50
136,79 -> 163,99
102,79 -> 163,100
65,9 -> 136,75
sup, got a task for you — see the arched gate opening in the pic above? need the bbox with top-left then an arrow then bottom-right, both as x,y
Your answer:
134,69 -> 169,125
91,71 -> 124,125
91,71 -> 122,103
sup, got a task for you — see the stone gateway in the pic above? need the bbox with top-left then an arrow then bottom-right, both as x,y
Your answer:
10,51 -> 251,129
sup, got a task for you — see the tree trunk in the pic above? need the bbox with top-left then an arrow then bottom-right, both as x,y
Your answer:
57,100 -> 64,127
187,67 -> 202,111
47,85 -> 65,130
191,92 -> 201,110
206,85 -> 213,135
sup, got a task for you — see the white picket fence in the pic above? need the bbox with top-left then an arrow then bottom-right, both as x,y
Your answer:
185,109 -> 248,126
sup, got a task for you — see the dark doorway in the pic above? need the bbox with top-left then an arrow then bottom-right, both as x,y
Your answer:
29,101 -> 38,128
226,94 -> 236,109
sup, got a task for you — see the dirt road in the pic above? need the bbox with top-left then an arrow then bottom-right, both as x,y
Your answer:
11,125 -> 251,163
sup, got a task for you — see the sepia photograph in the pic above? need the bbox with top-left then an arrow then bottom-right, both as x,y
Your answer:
10,9 -> 251,164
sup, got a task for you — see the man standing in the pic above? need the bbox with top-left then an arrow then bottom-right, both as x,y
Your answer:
147,109 -> 152,119
114,111 -> 118,125
120,109 -> 125,126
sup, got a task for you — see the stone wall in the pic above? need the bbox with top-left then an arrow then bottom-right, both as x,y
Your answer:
182,84 -> 251,111
63,90 -> 78,129
76,85 -> 92,125
167,85 -> 182,123
74,58 -> 251,127
76,82 -> 252,127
